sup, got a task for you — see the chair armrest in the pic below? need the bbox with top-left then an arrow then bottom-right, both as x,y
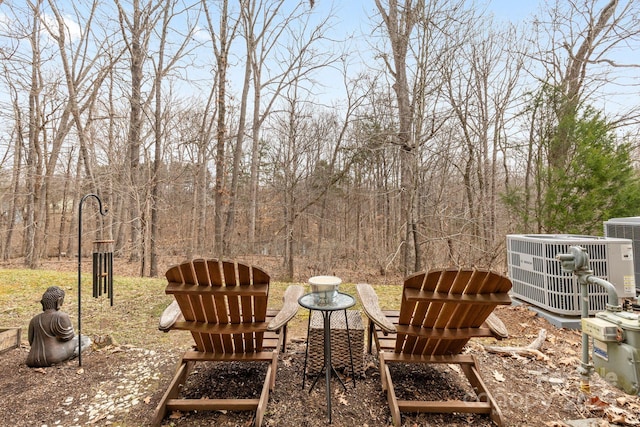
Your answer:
158,300 -> 183,332
267,285 -> 304,331
356,283 -> 396,334
485,312 -> 509,339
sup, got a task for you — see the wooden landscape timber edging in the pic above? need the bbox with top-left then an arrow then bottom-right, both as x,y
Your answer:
0,328 -> 21,354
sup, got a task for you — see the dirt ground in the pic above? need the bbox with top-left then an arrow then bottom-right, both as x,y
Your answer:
2,302 -> 640,427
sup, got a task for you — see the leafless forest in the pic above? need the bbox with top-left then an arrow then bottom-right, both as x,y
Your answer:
1,0 -> 639,279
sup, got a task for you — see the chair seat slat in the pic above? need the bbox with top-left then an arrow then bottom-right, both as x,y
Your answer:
172,320 -> 269,334
403,288 -> 512,305
166,282 -> 269,296
394,324 -> 496,340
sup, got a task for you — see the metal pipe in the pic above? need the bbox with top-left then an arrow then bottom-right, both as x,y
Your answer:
585,275 -> 621,312
577,275 -> 592,394
573,271 -> 622,394
557,246 -> 597,394
561,246 -> 622,394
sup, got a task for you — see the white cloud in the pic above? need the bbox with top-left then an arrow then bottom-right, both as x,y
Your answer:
0,13 -> 9,32
192,25 -> 209,43
41,13 -> 81,42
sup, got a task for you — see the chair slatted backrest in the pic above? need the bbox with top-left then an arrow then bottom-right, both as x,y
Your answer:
395,268 -> 512,356
165,259 -> 271,354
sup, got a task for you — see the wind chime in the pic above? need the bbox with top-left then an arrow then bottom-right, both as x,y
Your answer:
77,193 -> 112,366
92,239 -> 114,307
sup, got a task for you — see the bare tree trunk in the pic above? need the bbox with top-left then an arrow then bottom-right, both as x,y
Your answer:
243,0 -> 325,251
215,12 -> 228,256
550,0 -> 618,168
66,155 -> 83,256
282,93 -> 298,280
150,41 -> 163,276
4,100 -> 23,260
123,4 -> 143,263
197,92 -> 216,255
116,0 -> 163,266
202,0 -> 232,255
147,0 -> 194,274
57,151 -> 74,258
375,0 -> 423,274
284,204 -> 295,280
223,29 -> 252,254
24,3 -> 44,268
245,0 -> 261,250
46,1 -> 98,186
150,0 -> 168,277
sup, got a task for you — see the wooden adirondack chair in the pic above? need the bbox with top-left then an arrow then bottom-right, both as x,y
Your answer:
356,268 -> 512,427
152,259 -> 303,427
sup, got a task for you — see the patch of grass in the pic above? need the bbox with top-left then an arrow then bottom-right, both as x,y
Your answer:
0,269 -> 402,350
0,269 -> 174,349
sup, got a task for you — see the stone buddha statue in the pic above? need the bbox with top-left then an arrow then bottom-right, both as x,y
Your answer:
26,286 -> 91,368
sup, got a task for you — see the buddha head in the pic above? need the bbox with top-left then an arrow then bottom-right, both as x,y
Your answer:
40,286 -> 65,311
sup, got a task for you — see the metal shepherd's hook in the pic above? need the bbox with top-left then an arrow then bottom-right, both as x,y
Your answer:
77,194 -> 108,366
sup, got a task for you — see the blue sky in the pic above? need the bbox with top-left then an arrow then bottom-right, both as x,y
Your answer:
485,0 -> 538,21
0,0 -> 636,117
303,0 -> 638,116
296,0 -> 542,104
315,0 -> 539,33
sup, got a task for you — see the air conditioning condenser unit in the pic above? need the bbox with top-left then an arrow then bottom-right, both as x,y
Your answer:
507,234 -> 635,317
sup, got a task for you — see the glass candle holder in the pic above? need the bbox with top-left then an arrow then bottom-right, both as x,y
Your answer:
309,275 -> 341,305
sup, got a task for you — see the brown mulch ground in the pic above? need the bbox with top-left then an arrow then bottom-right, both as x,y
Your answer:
2,304 -> 640,427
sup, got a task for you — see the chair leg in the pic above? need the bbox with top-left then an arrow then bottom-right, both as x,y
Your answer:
379,351 -> 388,392
281,325 -> 288,352
380,354 -> 401,427
154,354 -> 279,427
461,360 -> 505,426
256,364 -> 273,427
270,352 -> 278,390
152,360 -> 193,427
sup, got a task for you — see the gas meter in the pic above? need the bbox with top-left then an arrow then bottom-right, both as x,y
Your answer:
582,310 -> 640,395
557,245 -> 640,396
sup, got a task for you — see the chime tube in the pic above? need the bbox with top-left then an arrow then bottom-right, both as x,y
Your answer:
108,252 -> 114,306
92,252 -> 99,298
92,240 -> 114,303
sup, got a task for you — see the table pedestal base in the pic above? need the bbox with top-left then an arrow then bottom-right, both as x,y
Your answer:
303,310 -> 356,423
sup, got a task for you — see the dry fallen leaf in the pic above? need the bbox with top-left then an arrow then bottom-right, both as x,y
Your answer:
557,357 -> 579,366
609,414 -> 627,424
616,396 -> 629,406
626,401 -> 640,412
447,363 -> 462,374
586,395 -> 610,412
590,396 -> 609,406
